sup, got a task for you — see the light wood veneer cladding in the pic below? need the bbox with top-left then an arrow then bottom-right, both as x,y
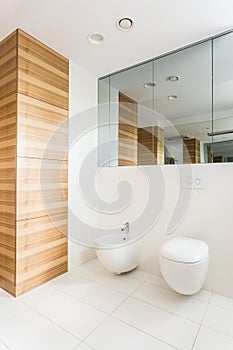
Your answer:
17,94 -> 68,160
118,92 -> 138,166
17,158 -> 68,220
0,29 -> 69,296
16,213 -> 67,296
183,138 -> 200,164
138,126 -> 164,165
18,30 -> 69,110
0,31 -> 17,294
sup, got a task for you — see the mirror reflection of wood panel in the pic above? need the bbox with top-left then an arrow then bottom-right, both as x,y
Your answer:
118,92 -> 138,166
138,126 -> 164,165
183,138 -> 200,163
155,126 -> 165,165
138,127 -> 154,165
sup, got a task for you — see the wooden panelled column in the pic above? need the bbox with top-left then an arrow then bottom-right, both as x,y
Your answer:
0,29 -> 68,296
0,31 -> 17,295
183,138 -> 200,164
138,125 -> 164,165
118,92 -> 138,166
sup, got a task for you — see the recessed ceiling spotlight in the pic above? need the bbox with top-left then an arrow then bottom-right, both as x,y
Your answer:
144,82 -> 156,88
166,75 -> 180,82
117,17 -> 134,31
88,33 -> 104,44
168,95 -> 178,100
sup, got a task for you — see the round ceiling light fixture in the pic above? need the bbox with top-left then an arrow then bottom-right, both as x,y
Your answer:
88,33 -> 104,44
168,95 -> 178,100
144,82 -> 156,88
166,75 -> 180,82
117,17 -> 134,31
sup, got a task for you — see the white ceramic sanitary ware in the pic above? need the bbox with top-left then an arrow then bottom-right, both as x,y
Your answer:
159,237 -> 209,295
95,232 -> 142,274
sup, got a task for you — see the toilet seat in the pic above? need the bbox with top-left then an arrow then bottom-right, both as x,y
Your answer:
160,237 -> 209,264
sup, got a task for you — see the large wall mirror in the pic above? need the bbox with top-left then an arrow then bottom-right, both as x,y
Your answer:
98,31 -> 233,166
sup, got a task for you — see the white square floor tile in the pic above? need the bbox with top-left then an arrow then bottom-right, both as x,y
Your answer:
210,292 -> 233,311
85,316 -> 177,350
113,297 -> 199,350
193,289 -> 212,303
132,282 -> 208,323
193,326 -> 233,350
0,288 -> 28,320
146,275 -> 171,290
0,308 -> 79,350
19,284 -> 107,340
52,274 -> 128,313
77,267 -> 143,295
124,268 -> 152,281
48,270 -> 80,286
203,304 -> 233,337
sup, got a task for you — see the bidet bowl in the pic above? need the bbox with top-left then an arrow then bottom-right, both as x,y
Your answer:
95,232 -> 142,274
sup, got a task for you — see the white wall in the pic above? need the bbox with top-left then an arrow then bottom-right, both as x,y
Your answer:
68,61 -> 98,269
69,62 -> 233,298
97,163 -> 233,298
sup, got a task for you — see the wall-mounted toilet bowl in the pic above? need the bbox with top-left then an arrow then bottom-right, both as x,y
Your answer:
159,237 -> 209,295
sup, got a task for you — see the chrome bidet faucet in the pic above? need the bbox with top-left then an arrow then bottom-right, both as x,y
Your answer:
121,222 -> 130,234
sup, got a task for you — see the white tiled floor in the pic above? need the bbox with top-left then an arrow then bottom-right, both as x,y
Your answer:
1,258 -> 233,349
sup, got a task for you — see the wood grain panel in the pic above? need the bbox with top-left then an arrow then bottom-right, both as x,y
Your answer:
154,126 -> 164,165
17,94 -> 68,159
138,126 -> 164,165
15,259 -> 67,296
183,138 -> 200,163
17,158 -> 68,221
0,29 -> 68,296
118,92 -> 138,166
18,29 -> 69,110
138,127 -> 154,165
0,30 -> 17,294
16,213 -> 67,295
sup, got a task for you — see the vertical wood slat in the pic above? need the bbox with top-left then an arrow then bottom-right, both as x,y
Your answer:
0,29 -> 69,296
118,92 -> 138,166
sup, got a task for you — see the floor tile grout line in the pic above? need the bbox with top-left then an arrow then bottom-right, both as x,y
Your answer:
135,278 -> 212,304
130,294 -> 204,325
190,324 -> 202,350
80,313 -> 110,344
74,341 -> 95,350
49,279 -> 129,315
18,298 -> 83,344
110,314 -> 180,350
80,279 -> 146,345
71,269 -> 144,296
191,300 -> 210,350
200,323 -> 233,341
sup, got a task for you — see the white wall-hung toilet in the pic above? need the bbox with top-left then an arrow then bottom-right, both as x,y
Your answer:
159,237 -> 209,295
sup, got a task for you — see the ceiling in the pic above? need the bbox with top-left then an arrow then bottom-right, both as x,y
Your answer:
1,0 -> 233,77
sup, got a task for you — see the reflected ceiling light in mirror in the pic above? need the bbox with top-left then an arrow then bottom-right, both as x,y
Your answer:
117,17 -> 134,31
166,75 -> 180,82
88,33 -> 104,44
168,95 -> 178,100
144,82 -> 156,88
